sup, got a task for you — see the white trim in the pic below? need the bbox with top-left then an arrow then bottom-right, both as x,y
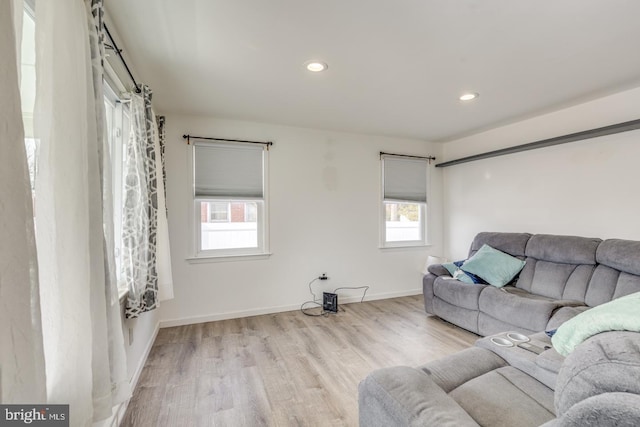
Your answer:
128,321 -> 160,392
379,244 -> 432,251
96,320 -> 158,427
186,252 -> 272,264
158,288 -> 423,328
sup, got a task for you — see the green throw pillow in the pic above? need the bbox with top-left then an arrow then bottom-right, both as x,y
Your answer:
552,291 -> 640,356
461,244 -> 525,288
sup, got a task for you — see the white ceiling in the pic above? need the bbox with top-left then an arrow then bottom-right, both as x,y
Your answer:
106,0 -> 640,141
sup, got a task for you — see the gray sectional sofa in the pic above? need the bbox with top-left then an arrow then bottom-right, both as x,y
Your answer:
358,232 -> 640,426
423,232 -> 640,336
359,330 -> 640,427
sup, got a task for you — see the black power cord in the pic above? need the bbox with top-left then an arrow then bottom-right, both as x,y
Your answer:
300,277 -> 370,317
301,277 -> 328,317
332,286 -> 369,303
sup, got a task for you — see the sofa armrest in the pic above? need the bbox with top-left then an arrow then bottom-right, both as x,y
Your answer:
540,392 -> 640,427
359,366 -> 479,427
428,263 -> 450,277
418,347 -> 508,393
423,265 -> 452,314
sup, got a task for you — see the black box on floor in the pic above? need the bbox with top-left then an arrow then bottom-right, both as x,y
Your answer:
323,292 -> 338,312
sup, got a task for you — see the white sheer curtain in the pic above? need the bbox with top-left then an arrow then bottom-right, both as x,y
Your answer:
0,0 -> 47,403
154,113 -> 174,301
33,0 -> 130,424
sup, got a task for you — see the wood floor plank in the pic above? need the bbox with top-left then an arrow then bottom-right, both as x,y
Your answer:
122,295 -> 477,426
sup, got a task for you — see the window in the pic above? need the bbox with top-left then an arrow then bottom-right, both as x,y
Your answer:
103,83 -> 130,284
21,7 -> 37,195
381,154 -> 428,247
19,4 -> 130,294
192,142 -> 268,257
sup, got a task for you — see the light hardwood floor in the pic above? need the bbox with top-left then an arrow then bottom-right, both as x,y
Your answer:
122,295 -> 477,426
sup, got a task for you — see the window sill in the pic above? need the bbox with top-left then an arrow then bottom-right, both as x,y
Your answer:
118,287 -> 129,305
186,252 -> 272,264
379,243 -> 432,251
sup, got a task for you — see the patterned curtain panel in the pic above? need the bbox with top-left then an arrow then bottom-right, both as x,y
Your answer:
124,85 -> 159,318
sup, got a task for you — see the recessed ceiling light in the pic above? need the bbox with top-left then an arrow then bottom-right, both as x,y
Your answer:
305,61 -> 328,72
459,92 -> 479,101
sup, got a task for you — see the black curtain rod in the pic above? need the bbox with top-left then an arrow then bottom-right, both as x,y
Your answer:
436,118 -> 640,168
183,134 -> 274,147
380,152 -> 436,161
104,24 -> 141,94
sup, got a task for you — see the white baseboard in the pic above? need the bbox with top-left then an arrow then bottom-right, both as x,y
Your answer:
113,321 -> 159,426
129,321 -> 160,391
159,288 -> 422,328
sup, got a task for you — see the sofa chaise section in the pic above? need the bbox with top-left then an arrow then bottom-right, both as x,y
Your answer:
359,331 -> 640,427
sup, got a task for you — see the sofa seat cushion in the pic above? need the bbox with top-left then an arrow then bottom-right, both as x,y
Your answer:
433,299 -> 480,334
433,277 -> 488,310
420,347 -> 508,393
479,286 -> 583,332
449,366 -> 556,427
358,366 -> 480,427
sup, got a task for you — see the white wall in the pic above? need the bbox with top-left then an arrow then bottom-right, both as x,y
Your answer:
443,86 -> 640,259
159,116 -> 443,326
122,308 -> 158,386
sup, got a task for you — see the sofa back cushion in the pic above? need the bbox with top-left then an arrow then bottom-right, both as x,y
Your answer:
516,234 -> 601,302
468,232 -> 531,259
584,239 -> 640,307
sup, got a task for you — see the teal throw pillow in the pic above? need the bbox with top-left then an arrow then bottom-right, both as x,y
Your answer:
442,262 -> 475,284
461,244 -> 525,288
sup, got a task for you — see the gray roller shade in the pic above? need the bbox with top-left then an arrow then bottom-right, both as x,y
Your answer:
194,143 -> 264,198
383,155 -> 427,203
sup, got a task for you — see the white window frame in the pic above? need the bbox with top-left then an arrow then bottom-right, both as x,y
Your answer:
189,141 -> 270,260
103,82 -> 130,292
380,155 -> 430,248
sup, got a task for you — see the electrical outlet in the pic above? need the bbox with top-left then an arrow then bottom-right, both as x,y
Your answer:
319,273 -> 328,280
